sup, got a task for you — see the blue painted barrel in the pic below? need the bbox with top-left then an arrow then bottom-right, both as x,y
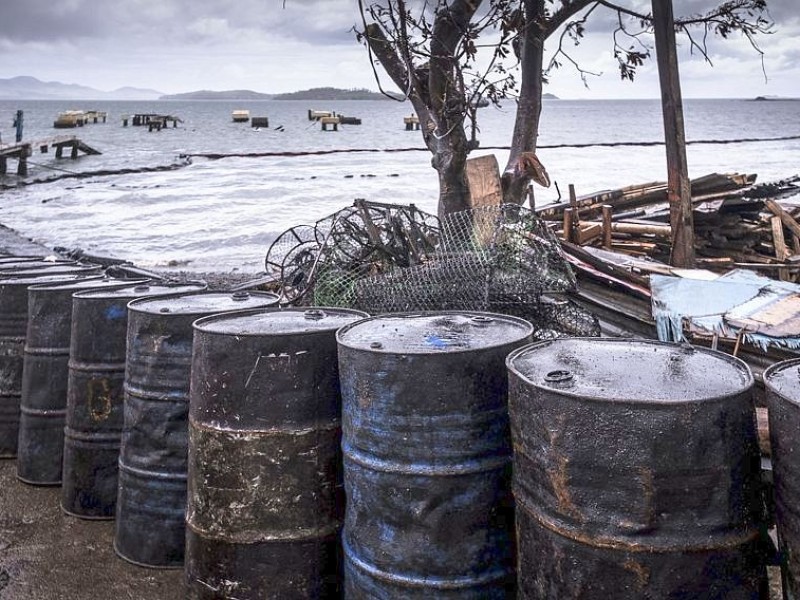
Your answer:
0,270 -> 101,458
114,291 -> 280,568
336,312 -> 533,599
61,282 -> 207,519
16,277 -> 150,485
185,307 -> 368,599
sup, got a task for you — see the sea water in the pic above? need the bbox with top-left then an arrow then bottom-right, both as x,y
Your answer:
0,98 -> 798,272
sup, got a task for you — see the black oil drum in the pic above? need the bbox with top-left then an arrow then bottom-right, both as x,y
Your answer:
16,277 -> 150,485
114,291 -> 280,568
0,263 -> 102,278
337,311 -> 533,599
764,357 -> 800,599
507,338 -> 765,599
185,307 -> 369,599
61,282 -> 207,519
0,272 -> 99,458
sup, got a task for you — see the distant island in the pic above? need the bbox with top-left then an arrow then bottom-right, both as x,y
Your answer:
272,87 -> 401,101
159,89 -> 274,101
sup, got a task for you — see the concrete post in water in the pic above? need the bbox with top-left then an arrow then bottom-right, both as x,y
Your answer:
507,338 -> 765,599
114,291 -> 280,568
60,282 -> 207,520
764,358 -> 800,598
185,307 -> 369,599
337,312 -> 533,598
16,277 -> 150,486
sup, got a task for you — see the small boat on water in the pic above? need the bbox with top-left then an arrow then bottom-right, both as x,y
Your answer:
231,110 -> 250,123
53,111 -> 86,128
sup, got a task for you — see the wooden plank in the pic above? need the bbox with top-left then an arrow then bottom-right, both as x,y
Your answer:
771,216 -> 789,260
563,208 -> 575,243
576,223 -> 602,245
602,205 -> 613,249
765,199 -> 800,239
465,154 -> 503,209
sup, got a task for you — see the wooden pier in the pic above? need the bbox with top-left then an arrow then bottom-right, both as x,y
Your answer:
404,114 -> 420,130
0,136 -> 102,176
122,114 -> 182,130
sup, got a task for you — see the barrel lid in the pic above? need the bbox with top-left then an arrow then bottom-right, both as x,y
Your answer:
0,259 -> 73,269
764,358 -> 800,405
128,291 -> 280,315
194,307 -> 369,336
0,273 -> 90,287
507,338 -> 752,404
29,277 -> 150,293
72,282 -> 207,300
336,311 -> 533,354
0,264 -> 99,278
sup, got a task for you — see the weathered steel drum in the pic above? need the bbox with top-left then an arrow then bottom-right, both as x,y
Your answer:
0,270 -> 102,458
185,307 -> 369,598
764,358 -> 800,599
337,312 -> 533,599
114,291 -> 280,568
507,338 -> 765,599
0,263 -> 101,278
16,277 -> 150,485
61,282 -> 207,519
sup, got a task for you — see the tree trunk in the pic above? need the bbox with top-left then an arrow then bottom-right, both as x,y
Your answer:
502,0 -> 546,205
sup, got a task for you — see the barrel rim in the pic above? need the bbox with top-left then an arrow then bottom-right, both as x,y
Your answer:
71,281 -> 207,300
192,305 -> 370,337
763,357 -> 800,405
506,336 -> 754,406
0,270 -> 100,287
126,290 -> 280,316
28,277 -> 150,293
335,310 -> 533,355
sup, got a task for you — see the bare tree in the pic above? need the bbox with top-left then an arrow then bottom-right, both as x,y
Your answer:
357,0 -> 773,216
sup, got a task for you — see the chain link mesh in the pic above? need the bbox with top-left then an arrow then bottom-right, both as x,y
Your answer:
265,200 -> 600,339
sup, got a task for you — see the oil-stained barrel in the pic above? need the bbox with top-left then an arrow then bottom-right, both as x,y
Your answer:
114,291 -> 281,568
507,338 -> 765,599
16,277 -> 150,485
0,262 -> 101,278
185,307 -> 369,599
337,312 -> 533,599
61,282 -> 207,519
0,271 -> 101,458
764,358 -> 800,599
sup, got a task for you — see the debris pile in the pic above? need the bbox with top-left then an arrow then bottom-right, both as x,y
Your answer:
265,199 -> 600,339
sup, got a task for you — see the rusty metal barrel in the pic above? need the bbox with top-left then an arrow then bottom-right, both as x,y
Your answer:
16,277 -> 150,485
0,262 -> 101,278
337,311 -> 533,599
0,269 -> 104,458
185,306 -> 369,598
61,282 -> 207,519
507,338 -> 765,599
114,291 -> 281,568
764,358 -> 800,599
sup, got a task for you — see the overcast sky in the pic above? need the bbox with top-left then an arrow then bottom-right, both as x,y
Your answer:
1,0 -> 798,99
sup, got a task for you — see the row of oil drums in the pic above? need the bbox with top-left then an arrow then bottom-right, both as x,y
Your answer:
2,253 -> 800,598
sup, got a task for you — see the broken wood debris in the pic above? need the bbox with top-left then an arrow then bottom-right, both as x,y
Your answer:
539,173 -> 800,282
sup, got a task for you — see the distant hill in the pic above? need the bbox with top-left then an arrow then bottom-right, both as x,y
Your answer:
160,89 -> 274,100
272,87 -> 401,101
543,93 -> 559,100
0,76 -> 162,100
